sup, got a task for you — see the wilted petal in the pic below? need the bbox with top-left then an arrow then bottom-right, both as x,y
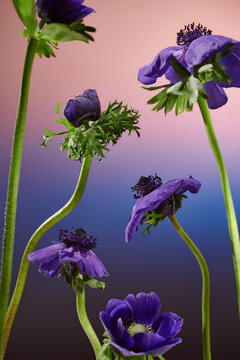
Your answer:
64,89 -> 101,127
78,250 -> 108,278
28,242 -> 65,264
185,35 -> 234,69
175,177 -> 201,195
38,256 -> 63,278
60,246 -> 82,262
204,81 -> 228,109
125,293 -> 161,325
138,47 -> 183,85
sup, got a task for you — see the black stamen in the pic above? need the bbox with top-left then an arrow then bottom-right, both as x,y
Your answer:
59,228 -> 97,250
177,22 -> 212,46
131,174 -> 162,199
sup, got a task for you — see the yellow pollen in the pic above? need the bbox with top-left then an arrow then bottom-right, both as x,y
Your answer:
128,323 -> 147,337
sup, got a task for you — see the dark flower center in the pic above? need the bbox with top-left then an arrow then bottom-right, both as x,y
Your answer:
59,228 -> 97,250
176,23 -> 212,46
131,174 -> 162,199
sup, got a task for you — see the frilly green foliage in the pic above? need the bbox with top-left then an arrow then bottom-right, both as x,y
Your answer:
144,47 -> 232,115
41,102 -> 141,162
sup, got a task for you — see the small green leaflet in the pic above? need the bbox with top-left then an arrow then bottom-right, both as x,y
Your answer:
97,343 -> 113,360
194,45 -> 232,85
82,275 -> 106,290
39,20 -> 96,43
146,76 -> 208,116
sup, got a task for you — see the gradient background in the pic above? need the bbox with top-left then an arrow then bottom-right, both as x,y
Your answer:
1,1 -> 240,359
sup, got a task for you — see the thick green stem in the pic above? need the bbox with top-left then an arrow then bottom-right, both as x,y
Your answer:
0,37 -> 38,356
198,96 -> 240,316
169,215 -> 211,360
76,287 -> 101,359
2,155 -> 92,359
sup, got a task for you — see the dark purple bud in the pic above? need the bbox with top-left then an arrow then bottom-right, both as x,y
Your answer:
64,89 -> 101,127
36,0 -> 95,25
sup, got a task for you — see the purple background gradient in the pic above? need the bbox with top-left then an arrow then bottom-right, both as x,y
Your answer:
1,1 -> 240,359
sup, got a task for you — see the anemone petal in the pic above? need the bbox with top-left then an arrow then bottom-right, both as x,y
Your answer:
204,81 -> 228,109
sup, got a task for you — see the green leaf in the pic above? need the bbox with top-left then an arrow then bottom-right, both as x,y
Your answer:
151,89 -> 168,111
71,276 -> 84,294
36,39 -> 57,58
164,94 -> 177,115
97,343 -> 113,360
186,75 -> 199,106
22,28 -> 28,38
198,64 -> 213,74
147,90 -> 167,105
40,21 -> 96,43
83,275 -> 106,290
167,81 -> 184,96
158,355 -> 166,360
142,84 -> 171,91
175,91 -> 188,115
13,0 -> 37,35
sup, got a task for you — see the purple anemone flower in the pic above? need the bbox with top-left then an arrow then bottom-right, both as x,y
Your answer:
100,292 -> 183,357
28,228 -> 108,279
125,176 -> 201,243
64,89 -> 101,127
138,23 -> 240,109
36,0 -> 95,25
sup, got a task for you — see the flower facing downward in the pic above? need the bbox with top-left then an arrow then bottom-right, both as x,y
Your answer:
125,176 -> 201,243
64,89 -> 101,127
36,0 -> 95,25
138,23 -> 240,109
28,228 -> 108,279
100,292 -> 183,357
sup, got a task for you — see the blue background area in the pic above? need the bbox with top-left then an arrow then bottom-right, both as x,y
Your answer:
1,138 -> 240,359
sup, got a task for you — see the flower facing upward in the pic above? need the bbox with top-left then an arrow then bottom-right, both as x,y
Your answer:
125,176 -> 201,243
100,292 -> 183,357
138,23 -> 240,109
36,0 -> 95,25
28,228 -> 108,279
64,89 -> 101,127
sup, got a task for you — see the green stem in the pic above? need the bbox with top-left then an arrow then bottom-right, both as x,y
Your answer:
2,155 -> 92,359
198,96 -> 240,316
168,215 -> 211,360
76,287 -> 101,359
0,37 -> 38,356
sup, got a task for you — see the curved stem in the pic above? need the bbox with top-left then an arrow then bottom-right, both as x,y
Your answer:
0,37 -> 38,356
169,215 -> 211,360
76,287 -> 101,359
198,96 -> 240,316
2,155 -> 92,359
